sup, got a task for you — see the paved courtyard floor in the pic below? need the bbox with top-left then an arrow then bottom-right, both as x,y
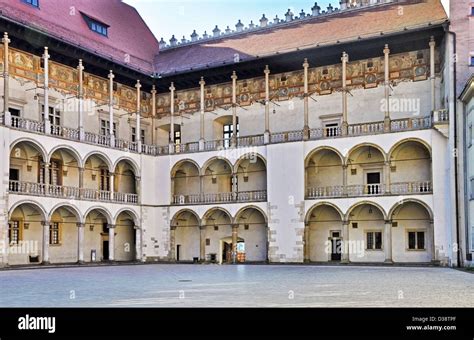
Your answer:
0,264 -> 473,307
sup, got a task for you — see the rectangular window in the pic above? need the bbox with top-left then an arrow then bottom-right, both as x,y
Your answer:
49,222 -> 60,245
174,130 -> 181,145
23,0 -> 39,8
408,231 -> 425,250
223,122 -> 239,148
100,119 -> 116,136
131,127 -> 145,144
41,105 -> 60,126
8,221 -> 21,245
100,169 -> 110,191
366,231 -> 382,250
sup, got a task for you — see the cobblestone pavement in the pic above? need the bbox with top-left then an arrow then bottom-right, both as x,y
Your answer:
0,264 -> 472,307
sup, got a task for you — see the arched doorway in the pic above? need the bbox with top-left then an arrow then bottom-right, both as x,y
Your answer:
305,147 -> 344,198
83,208 -> 112,262
171,209 -> 201,262
171,160 -> 201,204
48,204 -> 81,263
234,207 -> 268,262
114,210 -> 138,261
202,208 -> 233,264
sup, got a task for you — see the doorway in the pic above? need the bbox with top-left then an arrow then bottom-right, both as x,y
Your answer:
103,241 -> 109,260
366,172 -> 381,194
176,244 -> 181,261
9,168 -> 19,181
330,231 -> 342,261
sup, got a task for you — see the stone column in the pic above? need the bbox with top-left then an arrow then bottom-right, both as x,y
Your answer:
231,71 -> 238,147
383,44 -> 391,132
264,65 -> 271,144
42,221 -> 50,264
303,58 -> 310,140
2,32 -> 11,125
341,52 -> 349,136
169,82 -> 175,154
134,225 -> 142,262
135,176 -> 141,204
342,165 -> 348,196
135,80 -> 142,152
384,220 -> 393,263
341,221 -> 349,263
200,225 -> 206,262
169,226 -> 176,261
43,47 -> 51,134
108,70 -> 115,146
303,223 -> 310,262
43,162 -> 50,194
383,161 -> 390,194
108,224 -> 116,261
430,219 -> 436,262
109,172 -> 114,201
151,85 -> 157,145
199,77 -> 206,151
77,59 -> 85,140
232,174 -> 238,200
77,222 -> 84,263
429,36 -> 436,113
78,167 -> 84,199
232,224 -> 238,264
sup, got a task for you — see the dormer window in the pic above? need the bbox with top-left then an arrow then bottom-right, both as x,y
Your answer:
82,13 -> 108,37
22,0 -> 39,8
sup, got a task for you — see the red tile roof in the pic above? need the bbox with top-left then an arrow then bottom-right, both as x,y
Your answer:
154,0 -> 448,76
0,0 -> 158,73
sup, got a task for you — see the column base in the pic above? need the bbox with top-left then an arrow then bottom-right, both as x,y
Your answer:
341,122 -> 348,136
109,135 -> 115,148
303,258 -> 310,263
264,131 -> 270,144
44,120 -> 51,134
384,117 -> 391,132
79,128 -> 85,141
384,259 -> 394,264
77,260 -> 85,265
168,143 -> 175,154
303,125 -> 310,140
42,261 -> 50,265
3,111 -> 11,126
199,139 -> 205,151
137,141 -> 142,153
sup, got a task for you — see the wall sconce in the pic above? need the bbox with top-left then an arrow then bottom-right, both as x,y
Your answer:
243,172 -> 249,182
212,174 -> 217,184
89,225 -> 94,231
91,171 -> 97,181
23,223 -> 29,230
62,165 -> 68,177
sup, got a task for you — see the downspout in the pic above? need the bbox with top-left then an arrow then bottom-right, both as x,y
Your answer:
446,28 -> 461,267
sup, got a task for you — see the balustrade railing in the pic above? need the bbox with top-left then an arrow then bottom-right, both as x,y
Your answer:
346,184 -> 385,197
113,192 -> 139,204
237,135 -> 265,147
173,190 -> 267,204
306,186 -> 344,198
390,181 -> 432,194
348,121 -> 384,135
270,130 -> 304,143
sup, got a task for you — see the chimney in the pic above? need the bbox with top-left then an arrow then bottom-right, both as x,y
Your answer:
190,30 -> 198,42
169,35 -> 177,47
311,2 -> 321,15
249,20 -> 255,29
159,37 -> 166,49
285,9 -> 294,22
260,14 -> 268,27
235,20 -> 244,32
181,35 -> 187,44
327,4 -> 334,13
273,15 -> 280,24
203,31 -> 209,39
299,9 -> 306,19
212,25 -> 221,37
225,26 -> 231,34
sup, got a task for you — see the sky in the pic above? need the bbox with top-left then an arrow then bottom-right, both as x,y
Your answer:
124,0 -> 334,43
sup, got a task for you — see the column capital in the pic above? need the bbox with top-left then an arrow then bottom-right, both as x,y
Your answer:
231,71 -> 238,81
41,221 -> 50,227
135,79 -> 141,90
108,69 -> 115,80
151,84 -> 157,94
135,176 -> 141,182
199,76 -> 206,86
342,220 -> 350,226
133,225 -> 141,230
232,223 -> 239,229
264,65 -> 270,75
383,44 -> 390,55
199,225 -> 206,230
429,36 -> 435,47
341,51 -> 349,63
169,82 -> 175,92
77,59 -> 84,72
107,224 -> 116,229
303,58 -> 309,69
76,222 -> 85,228
42,46 -> 50,59
78,167 -> 85,172
170,225 -> 177,231
2,32 -> 10,44
384,220 -> 392,225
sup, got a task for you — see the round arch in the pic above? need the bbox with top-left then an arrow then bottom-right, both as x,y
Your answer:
113,157 -> 140,176
171,159 -> 201,177
114,208 -> 140,226
83,206 -> 113,225
233,153 -> 267,173
345,201 -> 388,221
48,145 -> 83,168
82,151 -> 113,172
388,138 -> 432,160
171,208 -> 201,227
305,146 -> 344,167
201,156 -> 233,176
305,202 -> 344,223
201,206 -> 233,224
10,137 -> 48,161
233,205 -> 268,224
344,143 -> 387,166
48,203 -> 83,223
388,198 -> 433,221
9,200 -> 47,221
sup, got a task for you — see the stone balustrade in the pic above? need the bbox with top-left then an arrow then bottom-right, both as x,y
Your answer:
172,190 -> 267,205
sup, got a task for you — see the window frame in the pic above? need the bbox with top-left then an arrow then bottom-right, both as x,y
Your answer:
49,222 -> 61,245
82,14 -> 109,37
8,220 -> 22,245
22,0 -> 39,8
365,230 -> 383,251
407,230 -> 426,251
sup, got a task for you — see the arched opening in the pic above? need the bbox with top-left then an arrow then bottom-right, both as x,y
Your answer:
7,202 -> 45,265
347,203 -> 386,262
306,203 -> 343,262
157,123 -> 181,147
48,147 -> 81,198
235,155 -> 267,202
305,148 -> 344,198
389,140 -> 432,194
202,208 -> 233,264
171,210 -> 201,262
9,141 -> 47,195
84,208 -> 112,262
234,207 -> 268,262
171,160 -> 200,204
48,205 -> 80,263
83,153 -> 111,201
347,144 -> 386,196
113,159 -> 138,203
214,115 -> 238,148
202,158 -> 233,203
114,210 -> 137,262
391,201 -> 433,263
